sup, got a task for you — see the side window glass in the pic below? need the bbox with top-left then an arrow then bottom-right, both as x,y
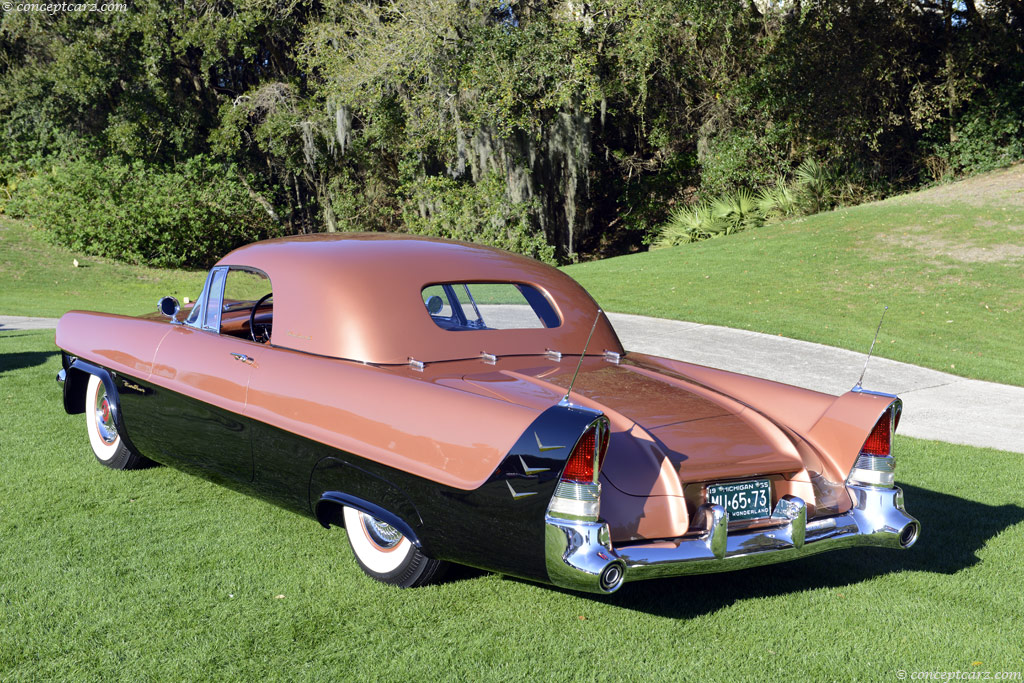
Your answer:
223,270 -> 272,314
421,282 -> 560,331
203,269 -> 227,331
221,269 -> 273,342
185,284 -> 205,327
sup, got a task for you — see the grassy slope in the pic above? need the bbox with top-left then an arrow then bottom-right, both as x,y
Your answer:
0,218 -> 207,317
566,164 -> 1024,386
2,329 -> 1023,680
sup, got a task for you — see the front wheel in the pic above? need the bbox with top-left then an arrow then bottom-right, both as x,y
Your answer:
342,506 -> 448,588
85,374 -> 151,470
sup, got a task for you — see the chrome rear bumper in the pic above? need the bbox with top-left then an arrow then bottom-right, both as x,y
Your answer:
544,484 -> 920,594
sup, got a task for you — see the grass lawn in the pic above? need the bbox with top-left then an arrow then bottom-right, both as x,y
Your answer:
0,217 -> 207,318
3,329 -> 1024,681
566,164 -> 1024,386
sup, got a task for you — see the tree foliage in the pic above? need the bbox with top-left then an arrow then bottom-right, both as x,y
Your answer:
1,0 -> 1022,266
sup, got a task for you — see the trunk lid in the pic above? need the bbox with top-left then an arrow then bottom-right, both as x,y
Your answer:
462,358 -> 806,495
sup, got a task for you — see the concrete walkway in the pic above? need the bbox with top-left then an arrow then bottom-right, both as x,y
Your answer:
0,316 -> 62,331
4,312 -> 1022,454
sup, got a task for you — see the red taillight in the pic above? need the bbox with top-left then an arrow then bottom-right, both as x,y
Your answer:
562,428 -> 596,482
861,409 -> 892,456
561,420 -> 610,484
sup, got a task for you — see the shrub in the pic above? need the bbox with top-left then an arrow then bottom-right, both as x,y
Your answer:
654,157 -> 845,248
4,156 -> 282,268
655,189 -> 767,248
792,158 -> 836,214
710,188 -> 763,234
757,180 -> 799,219
925,93 -> 1024,178
655,201 -> 721,247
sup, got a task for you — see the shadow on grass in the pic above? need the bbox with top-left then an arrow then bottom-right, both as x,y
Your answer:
527,483 -> 1024,617
0,349 -> 58,375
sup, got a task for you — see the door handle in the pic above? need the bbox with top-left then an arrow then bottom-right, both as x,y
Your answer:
231,352 -> 255,365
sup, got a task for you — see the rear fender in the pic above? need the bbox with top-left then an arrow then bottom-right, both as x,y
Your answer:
806,389 -> 901,480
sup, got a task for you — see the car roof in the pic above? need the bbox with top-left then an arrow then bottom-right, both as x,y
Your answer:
216,233 -> 623,364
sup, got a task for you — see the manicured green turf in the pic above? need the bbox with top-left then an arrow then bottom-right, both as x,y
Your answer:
2,329 -> 1023,681
566,165 -> 1024,386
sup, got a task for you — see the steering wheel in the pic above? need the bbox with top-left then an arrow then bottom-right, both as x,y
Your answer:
249,292 -> 273,343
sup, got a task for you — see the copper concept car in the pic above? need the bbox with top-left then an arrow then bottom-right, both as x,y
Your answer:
55,234 -> 919,594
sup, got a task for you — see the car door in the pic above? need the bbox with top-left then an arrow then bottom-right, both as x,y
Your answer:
142,267 -> 257,482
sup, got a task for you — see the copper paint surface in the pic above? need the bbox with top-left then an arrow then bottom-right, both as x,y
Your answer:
56,311 -> 172,380
216,233 -> 623,365
151,326 -> 255,416
244,346 -> 539,490
459,358 -> 808,491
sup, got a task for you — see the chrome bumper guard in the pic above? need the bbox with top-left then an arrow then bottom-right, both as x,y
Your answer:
544,484 -> 920,594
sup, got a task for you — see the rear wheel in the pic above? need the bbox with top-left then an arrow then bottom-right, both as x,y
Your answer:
342,506 -> 448,587
85,374 -> 151,470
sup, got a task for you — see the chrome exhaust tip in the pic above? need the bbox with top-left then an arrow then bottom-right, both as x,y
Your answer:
899,521 -> 920,548
599,561 -> 626,593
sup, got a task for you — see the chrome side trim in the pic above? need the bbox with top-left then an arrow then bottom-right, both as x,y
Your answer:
533,432 -> 564,453
506,481 -> 538,500
544,485 -> 919,594
519,454 -> 550,474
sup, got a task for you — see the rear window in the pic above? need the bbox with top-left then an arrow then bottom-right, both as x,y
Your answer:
421,283 -> 560,331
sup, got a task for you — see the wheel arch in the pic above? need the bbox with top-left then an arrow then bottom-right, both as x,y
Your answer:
59,357 -> 120,418
310,456 -> 427,552
58,353 -> 93,415
314,492 -> 423,549
58,357 -> 142,456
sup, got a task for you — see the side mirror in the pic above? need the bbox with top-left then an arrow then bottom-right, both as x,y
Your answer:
158,296 -> 180,318
425,295 -> 444,315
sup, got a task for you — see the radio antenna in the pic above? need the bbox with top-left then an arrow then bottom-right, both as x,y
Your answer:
854,305 -> 888,392
563,309 -> 602,404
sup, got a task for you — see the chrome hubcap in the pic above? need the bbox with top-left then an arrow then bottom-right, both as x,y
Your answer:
94,387 -> 117,445
360,512 -> 403,549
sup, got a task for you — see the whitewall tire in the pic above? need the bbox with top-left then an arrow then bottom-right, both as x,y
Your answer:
84,374 -> 150,470
342,506 -> 448,588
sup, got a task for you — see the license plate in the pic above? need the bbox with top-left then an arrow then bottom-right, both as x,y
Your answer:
706,479 -> 771,521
